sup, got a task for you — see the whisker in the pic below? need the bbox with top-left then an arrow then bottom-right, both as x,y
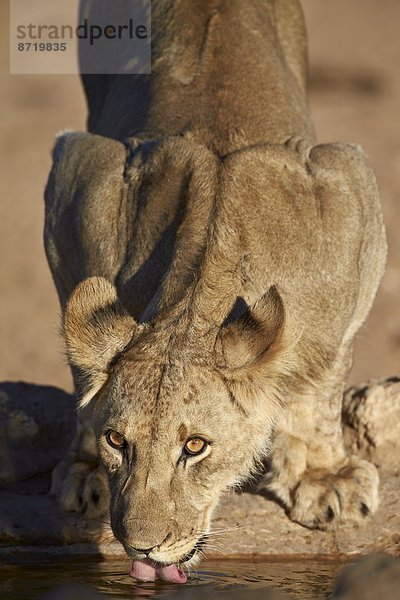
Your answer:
97,533 -> 117,545
204,544 -> 226,554
201,526 -> 244,539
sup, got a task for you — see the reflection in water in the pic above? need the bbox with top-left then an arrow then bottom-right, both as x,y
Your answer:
0,558 -> 345,600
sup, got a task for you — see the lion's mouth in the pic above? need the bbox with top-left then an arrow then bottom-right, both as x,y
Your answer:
129,537 -> 206,583
129,558 -> 187,583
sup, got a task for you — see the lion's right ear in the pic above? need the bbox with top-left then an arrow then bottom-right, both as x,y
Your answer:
64,277 -> 137,408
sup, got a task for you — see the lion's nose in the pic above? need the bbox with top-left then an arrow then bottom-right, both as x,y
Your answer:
127,544 -> 155,556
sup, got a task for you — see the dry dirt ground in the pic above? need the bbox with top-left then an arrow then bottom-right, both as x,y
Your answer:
1,0 -> 399,393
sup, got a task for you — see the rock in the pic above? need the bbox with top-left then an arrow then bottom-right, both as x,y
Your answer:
0,382 -> 75,483
343,376 -> 400,470
332,553 -> 400,599
0,489 -> 104,548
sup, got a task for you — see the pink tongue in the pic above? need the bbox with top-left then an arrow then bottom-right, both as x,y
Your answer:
129,559 -> 187,584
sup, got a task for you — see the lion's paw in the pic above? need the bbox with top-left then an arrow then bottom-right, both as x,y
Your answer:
289,457 -> 379,530
51,456 -> 110,518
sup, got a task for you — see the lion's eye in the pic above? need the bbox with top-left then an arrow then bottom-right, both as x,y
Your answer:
184,438 -> 207,456
106,430 -> 126,450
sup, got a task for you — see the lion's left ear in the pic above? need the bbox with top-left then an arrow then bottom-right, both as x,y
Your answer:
217,286 -> 285,373
64,276 -> 137,408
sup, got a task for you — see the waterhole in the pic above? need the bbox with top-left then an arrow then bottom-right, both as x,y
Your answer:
0,557 -> 346,599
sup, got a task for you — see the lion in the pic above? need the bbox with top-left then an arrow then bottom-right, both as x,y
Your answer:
44,0 -> 387,584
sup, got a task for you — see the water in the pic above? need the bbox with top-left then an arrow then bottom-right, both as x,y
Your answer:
0,558 -> 346,600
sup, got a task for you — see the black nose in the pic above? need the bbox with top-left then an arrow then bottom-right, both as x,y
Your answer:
130,545 -> 155,556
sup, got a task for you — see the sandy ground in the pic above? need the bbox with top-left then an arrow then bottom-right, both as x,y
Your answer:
0,0 -> 399,392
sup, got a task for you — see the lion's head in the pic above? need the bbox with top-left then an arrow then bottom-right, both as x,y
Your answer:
63,276 -> 287,578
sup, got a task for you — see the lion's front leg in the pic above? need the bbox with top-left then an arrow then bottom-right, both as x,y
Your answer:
50,412 -> 109,518
258,379 -> 379,530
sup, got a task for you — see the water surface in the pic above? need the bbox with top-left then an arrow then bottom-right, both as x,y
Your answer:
0,557 -> 348,600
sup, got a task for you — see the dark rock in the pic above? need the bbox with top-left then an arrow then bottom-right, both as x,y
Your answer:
332,553 -> 400,599
0,382 -> 75,484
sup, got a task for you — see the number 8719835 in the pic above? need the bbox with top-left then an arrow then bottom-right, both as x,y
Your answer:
17,42 -> 67,51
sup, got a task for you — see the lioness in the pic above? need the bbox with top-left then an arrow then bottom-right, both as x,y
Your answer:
44,0 -> 386,584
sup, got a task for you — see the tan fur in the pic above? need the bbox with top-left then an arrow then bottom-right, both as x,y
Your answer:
45,0 -> 386,566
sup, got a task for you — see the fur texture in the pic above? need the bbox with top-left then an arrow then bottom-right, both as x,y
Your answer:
45,0 -> 386,567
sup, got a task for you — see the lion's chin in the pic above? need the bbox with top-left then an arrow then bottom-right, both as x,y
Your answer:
129,558 -> 188,583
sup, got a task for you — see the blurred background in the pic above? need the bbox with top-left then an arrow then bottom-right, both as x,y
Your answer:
0,0 -> 399,393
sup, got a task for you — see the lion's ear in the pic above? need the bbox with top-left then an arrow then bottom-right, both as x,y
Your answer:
218,286 -> 285,373
64,276 -> 137,408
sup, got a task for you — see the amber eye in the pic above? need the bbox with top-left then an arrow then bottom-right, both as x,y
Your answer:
184,438 -> 207,456
106,430 -> 126,450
